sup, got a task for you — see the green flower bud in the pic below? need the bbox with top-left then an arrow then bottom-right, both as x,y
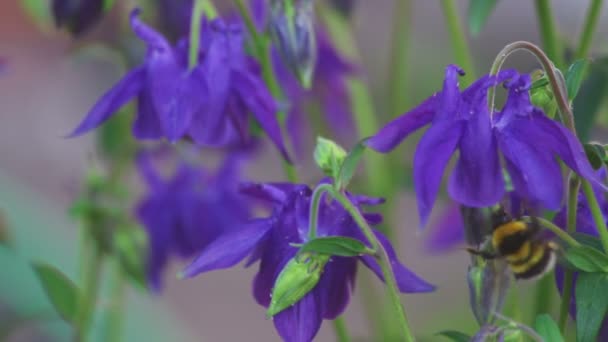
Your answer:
313,136 -> 347,179
267,252 -> 329,318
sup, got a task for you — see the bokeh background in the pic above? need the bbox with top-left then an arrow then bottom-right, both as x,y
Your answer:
1,0 -> 608,341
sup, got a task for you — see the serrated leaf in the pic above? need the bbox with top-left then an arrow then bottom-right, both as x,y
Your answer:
534,314 -> 564,342
468,0 -> 499,36
436,330 -> 471,342
564,244 -> 608,273
575,272 -> 608,342
298,236 -> 371,257
336,139 -> 367,190
32,262 -> 80,322
565,59 -> 588,101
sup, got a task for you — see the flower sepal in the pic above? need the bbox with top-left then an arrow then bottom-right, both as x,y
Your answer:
266,252 -> 329,318
296,236 -> 375,257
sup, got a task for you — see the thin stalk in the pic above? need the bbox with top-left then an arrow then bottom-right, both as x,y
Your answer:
102,257 -> 126,342
233,0 -> 297,182
74,229 -> 103,341
188,0 -> 205,69
332,316 -> 351,342
308,183 -> 333,239
558,176 -> 581,333
488,41 -> 574,132
440,0 -> 476,85
581,180 -> 608,252
575,0 -> 604,60
534,0 -> 565,69
531,217 -> 581,248
329,188 -> 415,342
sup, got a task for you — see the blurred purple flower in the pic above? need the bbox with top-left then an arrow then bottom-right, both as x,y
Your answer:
136,151 -> 249,291
182,182 -> 434,342
157,0 -> 193,39
69,9 -> 290,161
366,65 -> 605,227
424,203 -> 465,253
52,0 -> 104,36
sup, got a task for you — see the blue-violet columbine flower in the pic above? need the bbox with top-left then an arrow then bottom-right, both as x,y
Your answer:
181,182 -> 434,342
52,0 -> 105,36
69,9 -> 290,161
135,151 -> 250,291
366,65 -> 605,226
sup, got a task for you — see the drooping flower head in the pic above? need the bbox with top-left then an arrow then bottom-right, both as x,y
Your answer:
52,0 -> 105,36
69,9 -> 290,161
135,150 -> 250,290
367,65 -> 605,227
182,181 -> 434,341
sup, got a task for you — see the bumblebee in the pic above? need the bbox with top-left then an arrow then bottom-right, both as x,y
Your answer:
466,206 -> 558,280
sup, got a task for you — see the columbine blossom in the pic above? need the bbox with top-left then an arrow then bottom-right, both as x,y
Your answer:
366,65 -> 604,226
135,151 -> 249,290
69,9 -> 290,161
52,0 -> 104,36
181,182 -> 434,342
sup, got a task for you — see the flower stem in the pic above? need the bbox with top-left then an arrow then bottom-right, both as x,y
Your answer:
581,180 -> 608,252
530,217 -> 581,248
332,316 -> 351,342
488,41 -> 574,132
101,256 -> 126,342
74,227 -> 103,341
188,0 -> 205,69
558,176 -> 581,333
440,0 -> 476,85
534,0 -> 565,69
575,0 -> 604,60
233,0 -> 298,181
328,188 -> 415,342
308,183 -> 333,239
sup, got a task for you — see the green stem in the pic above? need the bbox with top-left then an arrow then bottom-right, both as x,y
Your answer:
558,177 -> 581,333
332,316 -> 351,342
188,0 -> 205,69
532,217 -> 581,248
102,256 -> 126,342
534,0 -> 565,69
329,188 -> 415,342
581,180 -> 608,252
308,184 -> 333,239
233,0 -> 297,182
440,0 -> 475,85
575,0 -> 604,60
487,41 -> 574,132
387,0 -> 412,117
74,229 -> 103,341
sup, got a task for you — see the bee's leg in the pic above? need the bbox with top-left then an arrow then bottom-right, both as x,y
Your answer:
465,247 -> 498,260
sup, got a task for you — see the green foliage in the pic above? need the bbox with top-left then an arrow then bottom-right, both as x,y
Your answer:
336,139 -> 367,191
534,314 -> 565,342
297,236 -> 372,257
467,0 -> 499,36
575,272 -> 608,342
563,244 -> 608,273
564,59 -> 589,101
583,142 -> 608,170
313,136 -> 347,180
266,253 -> 329,318
31,262 -> 80,323
436,330 -> 471,342
113,227 -> 148,290
574,57 -> 608,141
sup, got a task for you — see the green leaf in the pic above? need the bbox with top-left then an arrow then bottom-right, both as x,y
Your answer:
573,232 -> 605,251
298,236 -> 371,257
114,227 -> 148,290
563,244 -> 608,273
534,314 -> 564,342
575,272 -> 608,342
31,262 -> 80,322
436,330 -> 471,342
467,0 -> 499,36
313,136 -> 347,180
583,143 -> 608,170
336,139 -> 367,190
574,57 -> 608,141
565,59 -> 589,101
266,253 -> 329,318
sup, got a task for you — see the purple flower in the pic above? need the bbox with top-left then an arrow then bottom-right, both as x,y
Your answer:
135,151 -> 249,291
157,0 -> 193,39
366,65 -> 604,226
52,0 -> 104,36
69,9 -> 290,161
182,182 -> 434,342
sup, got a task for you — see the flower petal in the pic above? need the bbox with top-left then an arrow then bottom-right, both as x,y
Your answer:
273,291 -> 323,342
135,150 -> 163,189
318,257 -> 357,319
360,230 -> 435,293
238,182 -> 294,203
413,120 -> 463,227
448,106 -> 504,207
425,203 -> 465,253
68,67 -> 145,137
133,90 -> 163,139
365,95 -> 437,153
181,219 -> 272,278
